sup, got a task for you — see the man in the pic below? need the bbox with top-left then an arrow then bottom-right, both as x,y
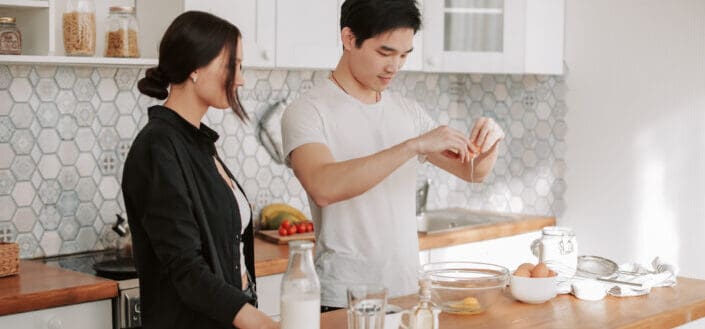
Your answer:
281,0 -> 505,310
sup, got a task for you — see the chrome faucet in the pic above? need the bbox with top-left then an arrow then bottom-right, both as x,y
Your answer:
416,179 -> 430,216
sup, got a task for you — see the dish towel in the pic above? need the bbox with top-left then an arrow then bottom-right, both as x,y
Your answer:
606,257 -> 678,297
556,257 -> 678,297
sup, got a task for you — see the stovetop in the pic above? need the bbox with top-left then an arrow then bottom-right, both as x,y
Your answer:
42,249 -> 138,281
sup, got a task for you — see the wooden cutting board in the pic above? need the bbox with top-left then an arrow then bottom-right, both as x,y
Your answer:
257,230 -> 315,244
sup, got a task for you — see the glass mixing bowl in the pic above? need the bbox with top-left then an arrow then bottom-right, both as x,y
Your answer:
421,262 -> 510,315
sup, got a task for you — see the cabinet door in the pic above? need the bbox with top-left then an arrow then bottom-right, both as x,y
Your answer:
0,300 -> 112,329
257,273 -> 284,317
276,0 -> 344,69
427,231 -> 541,271
184,0 -> 276,68
524,0 -> 565,74
423,0 -> 526,73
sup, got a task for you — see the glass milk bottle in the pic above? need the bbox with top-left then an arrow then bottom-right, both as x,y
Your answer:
280,240 -> 320,329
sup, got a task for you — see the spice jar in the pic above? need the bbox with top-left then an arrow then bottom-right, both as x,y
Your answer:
62,0 -> 96,56
0,17 -> 22,55
105,6 -> 140,58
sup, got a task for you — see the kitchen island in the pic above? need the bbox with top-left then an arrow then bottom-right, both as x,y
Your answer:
320,277 -> 705,329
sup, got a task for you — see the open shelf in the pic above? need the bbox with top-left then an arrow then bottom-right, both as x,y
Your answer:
0,54 -> 157,66
0,0 -> 181,66
0,0 -> 49,8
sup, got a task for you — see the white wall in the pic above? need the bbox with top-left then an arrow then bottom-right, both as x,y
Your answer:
564,0 -> 705,279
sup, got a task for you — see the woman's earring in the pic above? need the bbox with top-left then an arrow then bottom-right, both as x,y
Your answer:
191,76 -> 198,83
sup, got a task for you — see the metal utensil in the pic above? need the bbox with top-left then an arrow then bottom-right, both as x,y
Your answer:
550,256 -> 646,289
257,100 -> 287,164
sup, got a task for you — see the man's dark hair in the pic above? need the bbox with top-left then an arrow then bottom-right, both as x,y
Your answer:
340,0 -> 421,48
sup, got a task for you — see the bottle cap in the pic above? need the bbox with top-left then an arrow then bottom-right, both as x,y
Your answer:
288,240 -> 314,249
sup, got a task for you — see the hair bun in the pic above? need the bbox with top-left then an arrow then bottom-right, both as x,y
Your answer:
138,66 -> 169,100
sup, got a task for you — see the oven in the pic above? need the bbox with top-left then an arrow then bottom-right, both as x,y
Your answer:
117,278 -> 141,328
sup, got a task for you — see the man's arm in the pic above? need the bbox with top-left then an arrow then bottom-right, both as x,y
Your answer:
289,126 -> 473,207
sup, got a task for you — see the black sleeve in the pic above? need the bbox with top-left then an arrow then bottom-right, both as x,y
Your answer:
140,134 -> 251,326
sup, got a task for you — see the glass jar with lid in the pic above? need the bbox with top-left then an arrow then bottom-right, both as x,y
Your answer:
62,0 -> 96,56
0,17 -> 22,55
531,226 -> 578,277
105,6 -> 140,58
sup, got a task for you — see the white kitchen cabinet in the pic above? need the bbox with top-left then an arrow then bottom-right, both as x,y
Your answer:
275,0 -> 343,70
183,0 -> 276,68
257,273 -> 283,317
425,231 -> 541,271
423,0 -> 564,74
0,299 -> 112,329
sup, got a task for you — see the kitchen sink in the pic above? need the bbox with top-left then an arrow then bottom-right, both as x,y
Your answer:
417,208 -> 517,234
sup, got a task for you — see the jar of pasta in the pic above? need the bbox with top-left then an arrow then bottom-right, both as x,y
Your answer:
105,6 -> 140,58
62,0 -> 96,56
0,17 -> 22,55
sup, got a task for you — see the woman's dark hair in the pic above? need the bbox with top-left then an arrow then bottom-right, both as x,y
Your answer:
340,0 -> 421,48
138,11 -> 248,121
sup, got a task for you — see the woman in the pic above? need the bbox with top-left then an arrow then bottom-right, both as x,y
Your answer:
122,11 -> 278,329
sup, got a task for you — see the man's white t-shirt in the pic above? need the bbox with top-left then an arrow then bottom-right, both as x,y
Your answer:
282,79 -> 436,307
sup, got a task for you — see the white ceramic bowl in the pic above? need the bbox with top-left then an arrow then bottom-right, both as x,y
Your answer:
571,279 -> 607,301
510,275 -> 558,304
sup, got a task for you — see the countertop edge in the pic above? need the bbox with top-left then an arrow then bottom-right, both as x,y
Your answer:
0,261 -> 118,317
417,215 -> 555,250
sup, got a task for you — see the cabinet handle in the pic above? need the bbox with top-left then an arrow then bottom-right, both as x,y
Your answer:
262,50 -> 272,61
426,57 -> 439,67
48,317 -> 63,329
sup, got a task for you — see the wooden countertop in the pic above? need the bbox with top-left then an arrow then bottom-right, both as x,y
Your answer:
253,214 -> 555,277
321,277 -> 705,329
0,261 -> 118,316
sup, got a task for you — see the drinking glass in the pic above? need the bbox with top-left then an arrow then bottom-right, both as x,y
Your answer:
347,284 -> 387,329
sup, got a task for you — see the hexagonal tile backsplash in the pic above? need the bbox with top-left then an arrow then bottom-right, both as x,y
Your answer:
0,65 -> 567,258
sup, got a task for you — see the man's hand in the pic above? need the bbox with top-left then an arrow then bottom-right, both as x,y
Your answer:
413,125 -> 474,163
469,118 -> 505,154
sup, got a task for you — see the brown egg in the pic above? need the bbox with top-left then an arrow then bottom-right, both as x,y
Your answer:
531,263 -> 550,278
517,263 -> 536,273
547,270 -> 557,277
514,269 -> 531,277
